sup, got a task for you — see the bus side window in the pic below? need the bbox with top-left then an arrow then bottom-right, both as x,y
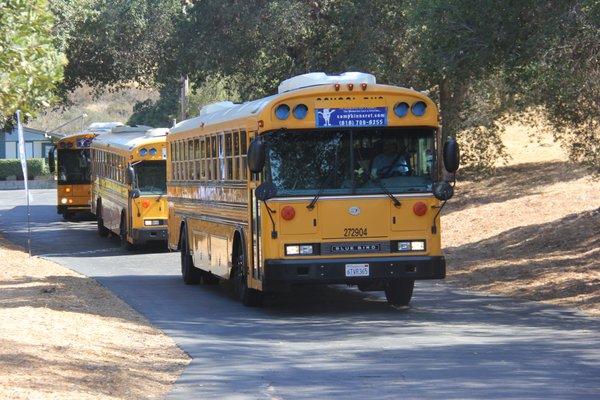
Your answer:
200,138 -> 206,180
225,131 -> 233,181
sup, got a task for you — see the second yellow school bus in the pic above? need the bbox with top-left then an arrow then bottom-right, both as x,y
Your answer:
90,125 -> 169,249
49,123 -> 123,219
167,72 -> 459,306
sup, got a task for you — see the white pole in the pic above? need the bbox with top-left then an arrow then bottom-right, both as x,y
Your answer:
16,110 -> 32,257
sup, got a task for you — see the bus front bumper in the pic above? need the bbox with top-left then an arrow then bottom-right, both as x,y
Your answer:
262,256 -> 445,291
131,227 -> 167,244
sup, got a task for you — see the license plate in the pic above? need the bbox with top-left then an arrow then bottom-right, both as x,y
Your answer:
345,264 -> 370,277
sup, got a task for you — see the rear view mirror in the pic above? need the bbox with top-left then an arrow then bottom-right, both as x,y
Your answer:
433,181 -> 454,201
126,165 -> 135,185
255,181 -> 277,201
443,137 -> 460,173
247,138 -> 266,173
48,148 -> 55,174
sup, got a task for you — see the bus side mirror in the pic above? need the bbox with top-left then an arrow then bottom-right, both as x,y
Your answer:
247,138 -> 265,173
126,165 -> 135,185
443,137 -> 460,173
48,149 -> 55,174
433,181 -> 454,201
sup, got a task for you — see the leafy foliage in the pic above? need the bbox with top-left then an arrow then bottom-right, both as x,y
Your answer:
55,0 -> 600,172
0,0 -> 66,127
0,158 -> 48,180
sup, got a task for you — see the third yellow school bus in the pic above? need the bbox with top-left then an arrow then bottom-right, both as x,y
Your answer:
91,126 -> 169,249
167,72 -> 459,306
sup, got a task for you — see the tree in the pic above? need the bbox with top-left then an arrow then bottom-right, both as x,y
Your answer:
0,0 -> 66,127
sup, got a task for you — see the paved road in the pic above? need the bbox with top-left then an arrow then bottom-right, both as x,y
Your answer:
1,189 -> 599,399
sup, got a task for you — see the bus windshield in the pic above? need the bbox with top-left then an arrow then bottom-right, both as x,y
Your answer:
134,161 -> 166,195
264,128 -> 436,196
57,149 -> 91,184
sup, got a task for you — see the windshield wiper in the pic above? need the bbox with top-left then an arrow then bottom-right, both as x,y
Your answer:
307,167 -> 338,210
373,178 -> 402,208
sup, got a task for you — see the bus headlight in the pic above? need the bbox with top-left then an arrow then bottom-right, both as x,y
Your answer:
149,148 -> 157,156
285,244 -> 314,256
139,148 -> 148,156
397,240 -> 426,252
144,219 -> 162,226
61,198 -> 68,204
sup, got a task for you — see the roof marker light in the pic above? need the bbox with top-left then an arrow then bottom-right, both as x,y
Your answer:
334,83 -> 341,91
348,83 -> 354,91
361,83 -> 368,91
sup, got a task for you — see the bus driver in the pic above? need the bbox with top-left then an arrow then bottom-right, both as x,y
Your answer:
370,138 -> 411,179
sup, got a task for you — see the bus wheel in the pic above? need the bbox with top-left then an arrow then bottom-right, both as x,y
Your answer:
232,247 -> 262,307
96,203 -> 109,237
384,279 -> 415,306
119,214 -> 134,250
180,226 -> 202,284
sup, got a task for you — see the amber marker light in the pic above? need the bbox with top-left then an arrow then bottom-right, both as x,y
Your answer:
258,120 -> 264,128
334,83 -> 341,91
361,83 -> 368,91
348,83 -> 354,91
413,201 -> 428,216
281,205 -> 296,221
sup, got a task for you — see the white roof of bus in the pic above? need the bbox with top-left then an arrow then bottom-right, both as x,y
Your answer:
170,72 -> 379,136
91,125 -> 168,151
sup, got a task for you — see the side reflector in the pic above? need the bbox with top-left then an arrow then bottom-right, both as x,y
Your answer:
413,202 -> 428,216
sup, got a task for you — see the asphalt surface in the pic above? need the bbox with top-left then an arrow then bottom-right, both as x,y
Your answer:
1,189 -> 599,399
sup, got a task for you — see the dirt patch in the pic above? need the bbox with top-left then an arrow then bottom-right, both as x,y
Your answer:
0,237 -> 189,399
443,123 -> 600,317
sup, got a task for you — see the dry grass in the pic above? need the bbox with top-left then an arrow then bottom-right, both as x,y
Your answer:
443,120 -> 600,317
0,237 -> 189,399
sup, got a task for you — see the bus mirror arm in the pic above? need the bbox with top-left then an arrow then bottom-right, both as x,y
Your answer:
130,189 -> 141,199
256,182 -> 278,238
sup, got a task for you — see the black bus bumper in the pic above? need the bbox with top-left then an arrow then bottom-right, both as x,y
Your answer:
131,227 -> 167,244
262,256 -> 445,292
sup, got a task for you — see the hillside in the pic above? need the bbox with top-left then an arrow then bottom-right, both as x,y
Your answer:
443,122 -> 600,317
28,86 -> 157,134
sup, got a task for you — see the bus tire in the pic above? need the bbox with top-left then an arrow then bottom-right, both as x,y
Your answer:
180,225 -> 202,284
96,202 -> 109,238
120,213 -> 134,250
232,245 -> 262,307
384,279 -> 415,306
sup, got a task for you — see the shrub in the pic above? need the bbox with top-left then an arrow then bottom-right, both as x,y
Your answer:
0,158 -> 49,180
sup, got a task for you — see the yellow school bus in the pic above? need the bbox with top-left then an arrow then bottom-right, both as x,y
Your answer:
90,125 -> 169,249
48,123 -> 123,219
167,72 -> 459,306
